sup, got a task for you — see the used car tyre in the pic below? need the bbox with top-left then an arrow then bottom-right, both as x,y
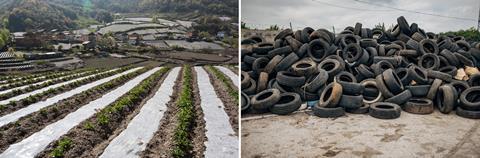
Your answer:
369,102 -> 402,119
269,92 -> 302,115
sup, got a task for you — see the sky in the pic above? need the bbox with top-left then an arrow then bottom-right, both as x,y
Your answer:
241,0 -> 479,33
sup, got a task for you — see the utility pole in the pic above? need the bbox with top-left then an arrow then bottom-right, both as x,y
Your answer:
478,1 -> 480,31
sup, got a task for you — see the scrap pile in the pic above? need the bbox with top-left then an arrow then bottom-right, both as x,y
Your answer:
241,16 -> 480,119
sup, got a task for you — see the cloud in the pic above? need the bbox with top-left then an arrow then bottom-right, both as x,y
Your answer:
241,0 -> 479,33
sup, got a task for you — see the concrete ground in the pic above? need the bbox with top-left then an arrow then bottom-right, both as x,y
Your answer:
241,108 -> 480,158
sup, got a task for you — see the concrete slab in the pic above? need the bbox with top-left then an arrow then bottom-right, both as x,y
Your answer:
241,110 -> 480,158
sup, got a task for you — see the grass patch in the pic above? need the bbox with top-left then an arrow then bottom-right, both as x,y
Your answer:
206,65 -> 238,102
50,137 -> 73,157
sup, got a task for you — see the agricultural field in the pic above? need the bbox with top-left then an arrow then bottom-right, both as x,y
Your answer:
0,64 -> 238,157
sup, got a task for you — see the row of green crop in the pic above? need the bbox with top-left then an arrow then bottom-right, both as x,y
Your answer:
0,68 -> 96,91
0,70 -> 104,101
0,66 -> 134,113
46,67 -> 154,157
0,70 -> 88,84
172,66 -> 195,158
206,65 -> 238,102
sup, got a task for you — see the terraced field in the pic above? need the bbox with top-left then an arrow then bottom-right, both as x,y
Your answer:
0,65 -> 239,157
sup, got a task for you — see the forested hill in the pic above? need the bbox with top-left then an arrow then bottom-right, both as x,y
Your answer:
0,0 -> 238,32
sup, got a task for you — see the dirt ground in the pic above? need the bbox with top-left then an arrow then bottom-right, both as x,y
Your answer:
83,57 -> 159,69
241,108 -> 480,158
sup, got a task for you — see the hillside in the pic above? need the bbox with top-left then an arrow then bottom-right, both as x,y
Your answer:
0,0 -> 238,32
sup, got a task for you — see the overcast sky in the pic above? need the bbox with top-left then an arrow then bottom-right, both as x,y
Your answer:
241,0 -> 479,33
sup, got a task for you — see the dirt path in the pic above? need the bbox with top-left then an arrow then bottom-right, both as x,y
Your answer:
0,68 -> 160,157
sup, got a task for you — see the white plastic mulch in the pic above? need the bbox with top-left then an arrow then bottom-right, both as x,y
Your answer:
0,67 -> 142,128
0,67 -> 161,158
194,67 -> 238,158
214,66 -> 239,88
0,69 -> 118,105
100,67 -> 180,158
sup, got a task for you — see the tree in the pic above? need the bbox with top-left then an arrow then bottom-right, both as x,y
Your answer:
241,22 -> 250,29
267,25 -> 279,31
374,23 -> 385,31
440,27 -> 480,42
95,11 -> 114,23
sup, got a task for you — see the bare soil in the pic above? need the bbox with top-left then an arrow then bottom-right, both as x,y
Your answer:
141,67 -> 184,158
142,67 -> 207,158
190,67 -> 207,157
83,57 -> 147,69
36,68 -> 169,158
0,70 -> 143,153
204,66 -> 239,134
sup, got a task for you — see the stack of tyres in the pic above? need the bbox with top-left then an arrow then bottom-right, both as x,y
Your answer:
241,16 -> 480,119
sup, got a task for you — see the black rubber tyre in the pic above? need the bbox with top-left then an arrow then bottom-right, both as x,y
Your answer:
345,103 -> 370,114
382,69 -> 404,94
301,27 -> 315,43
360,38 -> 377,48
243,55 -> 257,65
456,106 -> 480,119
418,39 -> 438,54
354,22 -> 362,35
312,106 -> 345,118
405,85 -> 431,97
291,59 -> 317,77
408,66 -> 429,84
403,98 -> 434,114
342,43 -> 363,63
338,94 -> 363,109
468,73 -> 480,87
241,92 -> 251,112
427,79 -> 443,100
269,92 -> 302,115
276,71 -> 306,87
268,46 -> 292,58
418,53 -> 440,70
241,71 -> 251,89
369,102 -> 402,119
454,53 -> 474,67
459,87 -> 480,111
308,39 -> 331,62
275,29 -> 294,40
397,16 -> 412,35
273,39 -> 283,49
436,84 -> 457,114
361,79 -> 383,104
256,72 -> 269,93
251,89 -> 281,110
243,79 -> 257,95
450,80 -> 470,95
272,81 -> 296,93
372,61 -> 394,76
305,69 -> 328,93
385,89 -> 412,105
376,74 -> 395,98
334,71 -> 364,95
274,53 -> 299,72
285,36 -> 303,52
396,68 -> 412,86
264,55 -> 284,75
355,64 -> 375,80
252,57 -> 269,74
411,32 -> 425,42
297,43 -> 309,58
439,49 -> 459,66
427,69 -> 453,82
318,59 -> 344,78
438,66 -> 458,76
318,82 -> 343,108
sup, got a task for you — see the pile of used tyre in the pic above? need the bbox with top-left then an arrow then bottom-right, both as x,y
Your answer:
241,16 -> 480,119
